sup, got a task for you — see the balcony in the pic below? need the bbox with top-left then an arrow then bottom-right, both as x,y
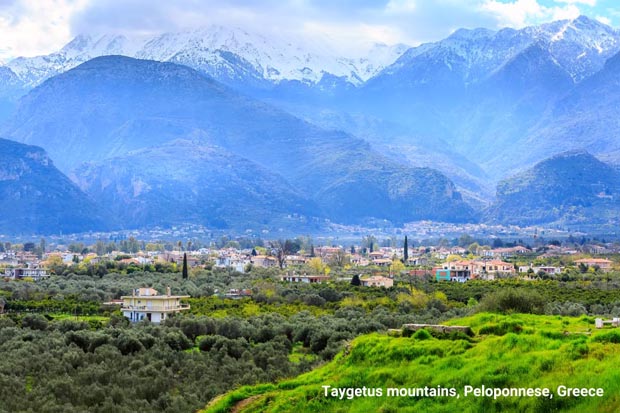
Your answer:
121,304 -> 190,312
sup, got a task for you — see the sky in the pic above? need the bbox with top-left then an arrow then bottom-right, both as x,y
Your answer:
0,0 -> 619,60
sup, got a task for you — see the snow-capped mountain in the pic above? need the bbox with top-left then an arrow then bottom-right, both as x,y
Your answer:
383,15 -> 620,84
7,34 -> 148,86
4,26 -> 409,87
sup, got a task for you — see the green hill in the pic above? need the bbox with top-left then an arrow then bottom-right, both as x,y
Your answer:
485,150 -> 620,227
203,313 -> 620,413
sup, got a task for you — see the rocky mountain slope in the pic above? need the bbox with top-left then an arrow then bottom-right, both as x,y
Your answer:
486,151 -> 620,227
0,138 -> 111,235
3,56 -> 475,228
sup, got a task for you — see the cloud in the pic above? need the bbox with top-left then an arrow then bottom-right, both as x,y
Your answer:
481,0 -> 584,28
0,0 -> 88,60
596,15 -> 611,24
0,0 -> 613,60
554,0 -> 596,5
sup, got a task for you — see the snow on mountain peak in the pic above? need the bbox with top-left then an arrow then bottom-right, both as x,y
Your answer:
4,26 -> 410,87
383,15 -> 620,84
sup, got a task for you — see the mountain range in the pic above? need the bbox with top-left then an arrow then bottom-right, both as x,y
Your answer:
0,138 -> 110,235
486,151 -> 620,229
0,16 -> 618,234
0,56 -> 474,234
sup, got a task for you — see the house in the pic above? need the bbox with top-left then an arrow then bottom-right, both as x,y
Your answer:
280,274 -> 330,284
215,254 -> 250,272
224,289 -> 253,299
483,246 -> 531,258
481,260 -> 515,276
435,263 -> 471,282
350,255 -> 370,266
251,255 -> 277,268
372,258 -> 392,267
436,259 -> 515,281
574,258 -> 613,272
158,252 -> 200,267
121,287 -> 190,324
360,275 -> 394,288
518,265 -> 563,275
285,255 -> 307,266
408,256 -> 429,266
4,265 -> 49,281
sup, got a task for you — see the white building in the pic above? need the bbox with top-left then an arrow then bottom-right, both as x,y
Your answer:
121,287 -> 190,324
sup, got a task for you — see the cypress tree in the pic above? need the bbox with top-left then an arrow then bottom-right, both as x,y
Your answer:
351,274 -> 361,286
403,236 -> 409,263
182,253 -> 188,280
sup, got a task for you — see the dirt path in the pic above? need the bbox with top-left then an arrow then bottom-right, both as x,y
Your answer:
230,395 -> 261,413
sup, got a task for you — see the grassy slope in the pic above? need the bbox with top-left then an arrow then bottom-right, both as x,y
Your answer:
202,313 -> 620,413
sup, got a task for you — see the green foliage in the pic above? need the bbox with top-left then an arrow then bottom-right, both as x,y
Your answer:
204,313 -> 620,413
412,328 -> 431,340
478,288 -> 545,314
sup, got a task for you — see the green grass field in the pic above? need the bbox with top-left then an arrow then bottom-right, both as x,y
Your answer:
202,313 -> 620,413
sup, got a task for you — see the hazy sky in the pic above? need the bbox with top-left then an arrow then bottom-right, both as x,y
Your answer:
0,0 -> 618,60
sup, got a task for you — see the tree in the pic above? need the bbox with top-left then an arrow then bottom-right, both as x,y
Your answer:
308,257 -> 326,274
182,253 -> 189,280
468,242 -> 480,255
458,234 -> 475,248
390,259 -> 405,276
351,274 -> 361,286
310,245 -> 315,257
95,240 -> 106,256
329,249 -> 349,268
270,240 -> 292,269
403,236 -> 409,263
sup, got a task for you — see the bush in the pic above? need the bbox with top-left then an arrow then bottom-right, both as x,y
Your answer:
413,329 -> 432,340
592,330 -> 620,344
21,314 -> 49,331
478,289 -> 545,314
479,321 -> 523,336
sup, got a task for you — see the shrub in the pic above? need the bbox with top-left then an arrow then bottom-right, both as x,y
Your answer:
21,314 -> 49,331
413,329 -> 432,340
478,289 -> 545,314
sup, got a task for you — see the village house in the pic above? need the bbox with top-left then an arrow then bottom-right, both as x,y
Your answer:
435,260 -> 473,282
284,255 -> 307,266
481,259 -> 515,276
408,256 -> 429,266
251,255 -> 277,268
368,251 -> 387,260
372,258 -> 392,267
518,265 -> 563,275
315,246 -> 342,260
436,259 -> 515,281
360,275 -> 394,288
224,289 -> 253,299
215,254 -> 250,272
482,246 -> 531,258
350,254 -> 370,266
158,252 -> 200,267
574,258 -> 613,272
4,264 -> 49,281
280,274 -> 330,284
583,244 -> 610,255
450,246 -> 467,255
121,287 -> 190,324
